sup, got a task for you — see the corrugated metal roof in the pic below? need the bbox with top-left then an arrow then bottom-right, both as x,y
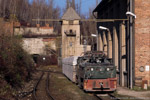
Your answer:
62,7 -> 81,20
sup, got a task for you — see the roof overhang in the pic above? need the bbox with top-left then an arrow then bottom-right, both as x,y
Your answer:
93,0 -> 112,13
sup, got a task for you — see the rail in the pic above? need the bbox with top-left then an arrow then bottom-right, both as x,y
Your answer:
46,72 -> 55,100
95,93 -> 120,100
33,72 -> 44,100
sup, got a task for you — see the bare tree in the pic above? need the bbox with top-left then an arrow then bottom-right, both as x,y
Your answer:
79,0 -> 82,15
96,0 -> 99,6
0,0 -> 2,16
71,0 -> 76,9
80,6 -> 97,45
66,0 -> 70,10
1,0 -> 7,17
0,0 -> 60,32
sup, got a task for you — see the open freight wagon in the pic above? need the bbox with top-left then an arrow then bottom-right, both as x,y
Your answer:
62,56 -> 79,82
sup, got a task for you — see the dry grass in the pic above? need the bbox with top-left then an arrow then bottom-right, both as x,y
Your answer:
41,65 -> 98,100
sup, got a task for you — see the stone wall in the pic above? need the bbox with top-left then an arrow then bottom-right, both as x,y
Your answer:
13,24 -> 57,55
23,38 -> 46,55
23,38 -> 57,55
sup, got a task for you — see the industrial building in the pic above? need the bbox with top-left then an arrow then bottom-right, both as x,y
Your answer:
93,0 -> 150,88
61,7 -> 91,58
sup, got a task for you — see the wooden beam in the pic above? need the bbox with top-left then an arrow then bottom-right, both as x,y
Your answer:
32,19 -> 61,22
32,19 -> 128,22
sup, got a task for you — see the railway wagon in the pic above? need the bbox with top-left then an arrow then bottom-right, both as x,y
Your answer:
62,51 -> 117,92
62,56 -> 79,82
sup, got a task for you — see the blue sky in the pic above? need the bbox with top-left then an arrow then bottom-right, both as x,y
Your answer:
54,0 -> 101,15
29,0 -> 101,15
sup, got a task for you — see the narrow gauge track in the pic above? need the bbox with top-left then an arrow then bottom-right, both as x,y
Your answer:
36,69 -> 63,75
33,71 -> 54,100
95,93 -> 120,100
46,72 -> 55,100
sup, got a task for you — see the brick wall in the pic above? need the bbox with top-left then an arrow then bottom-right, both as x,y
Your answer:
135,0 -> 150,85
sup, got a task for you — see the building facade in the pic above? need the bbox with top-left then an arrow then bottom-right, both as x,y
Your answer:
93,0 -> 150,88
61,7 -> 91,58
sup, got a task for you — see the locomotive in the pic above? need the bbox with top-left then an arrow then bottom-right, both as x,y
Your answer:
62,51 -> 117,92
76,51 -> 117,92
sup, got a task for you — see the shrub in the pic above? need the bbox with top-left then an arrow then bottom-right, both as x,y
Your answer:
0,24 -> 34,87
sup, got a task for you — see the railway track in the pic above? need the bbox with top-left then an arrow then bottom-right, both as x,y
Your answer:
46,72 -> 55,100
33,71 -> 55,100
36,69 -> 63,75
95,93 -> 120,100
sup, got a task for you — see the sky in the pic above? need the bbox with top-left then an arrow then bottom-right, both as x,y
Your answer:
54,0 -> 101,15
29,0 -> 101,16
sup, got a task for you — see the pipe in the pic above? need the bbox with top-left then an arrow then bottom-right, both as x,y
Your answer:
130,0 -> 133,89
107,31 -> 109,58
96,30 -> 99,51
127,0 -> 130,88
113,26 -> 116,67
132,0 -> 135,88
119,23 -> 123,86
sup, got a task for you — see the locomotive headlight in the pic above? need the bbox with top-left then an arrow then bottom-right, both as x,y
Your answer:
106,68 -> 110,71
91,68 -> 94,71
